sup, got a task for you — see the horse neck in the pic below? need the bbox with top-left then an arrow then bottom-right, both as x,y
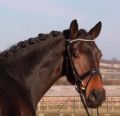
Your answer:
4,35 -> 65,110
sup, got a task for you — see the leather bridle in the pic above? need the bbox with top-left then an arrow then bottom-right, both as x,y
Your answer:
65,38 -> 102,116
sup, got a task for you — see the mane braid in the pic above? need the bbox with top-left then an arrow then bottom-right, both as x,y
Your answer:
0,31 -> 61,59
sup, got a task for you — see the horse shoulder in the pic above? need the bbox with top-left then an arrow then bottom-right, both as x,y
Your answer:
17,98 -> 35,116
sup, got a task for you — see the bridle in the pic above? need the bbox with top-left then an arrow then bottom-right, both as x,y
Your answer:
64,38 -> 102,116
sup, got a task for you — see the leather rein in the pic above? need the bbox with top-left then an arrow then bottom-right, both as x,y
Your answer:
65,38 -> 101,116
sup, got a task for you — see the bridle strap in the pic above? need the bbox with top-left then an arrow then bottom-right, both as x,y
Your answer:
79,90 -> 90,116
78,69 -> 100,81
70,38 -> 95,43
66,42 -> 79,80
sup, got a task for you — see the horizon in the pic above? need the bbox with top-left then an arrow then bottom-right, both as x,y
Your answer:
0,0 -> 120,60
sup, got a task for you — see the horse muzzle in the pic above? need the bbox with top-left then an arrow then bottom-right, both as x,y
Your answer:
86,88 -> 106,108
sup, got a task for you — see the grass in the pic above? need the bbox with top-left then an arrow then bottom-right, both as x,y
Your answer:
37,111 -> 120,116
37,96 -> 120,116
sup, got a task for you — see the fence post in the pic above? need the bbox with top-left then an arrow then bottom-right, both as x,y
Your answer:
71,113 -> 75,116
59,112 -> 64,116
74,96 -> 75,114
38,113 -> 44,116
107,97 -> 109,113
92,109 -> 95,116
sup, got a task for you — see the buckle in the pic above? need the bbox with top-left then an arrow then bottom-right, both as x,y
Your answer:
75,80 -> 85,93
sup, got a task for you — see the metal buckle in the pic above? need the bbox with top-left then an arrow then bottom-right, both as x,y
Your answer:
75,80 -> 85,93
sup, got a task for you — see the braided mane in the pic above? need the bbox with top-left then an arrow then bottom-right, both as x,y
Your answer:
0,31 -> 61,59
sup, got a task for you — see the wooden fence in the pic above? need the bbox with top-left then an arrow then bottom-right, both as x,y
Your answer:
36,86 -> 120,116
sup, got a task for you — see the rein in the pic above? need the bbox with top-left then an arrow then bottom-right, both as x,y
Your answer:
65,38 -> 101,116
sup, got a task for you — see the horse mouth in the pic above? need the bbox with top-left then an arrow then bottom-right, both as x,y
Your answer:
85,89 -> 106,108
86,97 -> 105,108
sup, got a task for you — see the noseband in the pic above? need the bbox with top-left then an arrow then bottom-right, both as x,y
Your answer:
65,38 -> 101,116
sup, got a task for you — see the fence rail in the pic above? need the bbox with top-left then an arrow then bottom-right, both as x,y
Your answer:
36,86 -> 120,116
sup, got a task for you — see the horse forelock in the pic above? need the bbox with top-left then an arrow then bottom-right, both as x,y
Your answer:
78,29 -> 88,38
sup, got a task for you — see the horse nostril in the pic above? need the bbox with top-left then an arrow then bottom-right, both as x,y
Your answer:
89,89 -> 100,102
93,89 -> 99,98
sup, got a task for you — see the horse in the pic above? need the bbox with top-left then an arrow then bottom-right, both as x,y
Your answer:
0,20 -> 106,116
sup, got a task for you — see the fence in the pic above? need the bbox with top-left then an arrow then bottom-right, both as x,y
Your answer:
36,86 -> 120,116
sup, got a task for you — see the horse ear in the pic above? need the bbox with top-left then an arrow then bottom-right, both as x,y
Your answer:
70,19 -> 78,39
88,21 -> 102,39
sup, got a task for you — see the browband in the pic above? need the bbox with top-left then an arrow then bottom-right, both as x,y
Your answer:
70,38 -> 95,43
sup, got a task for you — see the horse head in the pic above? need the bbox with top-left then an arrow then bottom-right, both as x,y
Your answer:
63,19 -> 106,108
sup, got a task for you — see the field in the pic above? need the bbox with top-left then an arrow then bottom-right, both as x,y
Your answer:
36,96 -> 120,116
36,86 -> 120,116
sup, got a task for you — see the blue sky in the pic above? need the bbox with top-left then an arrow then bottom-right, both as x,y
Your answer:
0,0 -> 120,60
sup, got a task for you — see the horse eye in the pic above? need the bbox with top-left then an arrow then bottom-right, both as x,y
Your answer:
100,54 -> 102,59
71,47 -> 80,58
97,51 -> 102,59
72,51 -> 79,58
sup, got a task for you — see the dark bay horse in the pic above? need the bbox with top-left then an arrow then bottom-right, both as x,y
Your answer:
0,20 -> 105,116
